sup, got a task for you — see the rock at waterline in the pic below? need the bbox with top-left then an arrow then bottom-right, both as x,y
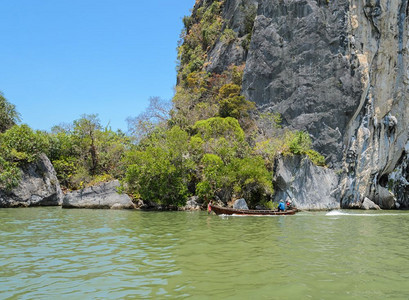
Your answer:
374,186 -> 396,209
179,196 -> 201,211
0,154 -> 63,207
361,198 -> 381,210
273,155 -> 340,210
233,198 -> 249,210
62,180 -> 135,209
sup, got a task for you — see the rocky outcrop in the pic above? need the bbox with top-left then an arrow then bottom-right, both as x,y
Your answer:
273,155 -> 340,210
361,198 -> 381,210
233,198 -> 249,209
62,180 -> 135,209
0,154 -> 63,207
180,196 -> 202,211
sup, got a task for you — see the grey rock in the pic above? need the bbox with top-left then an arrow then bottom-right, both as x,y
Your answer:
273,155 -> 340,210
0,154 -> 63,207
62,180 -> 135,209
233,198 -> 249,210
134,199 -> 145,209
140,200 -> 161,210
361,198 -> 381,210
374,186 -> 396,209
242,0 -> 361,166
181,196 -> 201,211
388,146 -> 409,208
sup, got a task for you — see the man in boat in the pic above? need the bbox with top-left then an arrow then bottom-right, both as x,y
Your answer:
278,200 -> 286,212
207,200 -> 212,214
286,199 -> 293,210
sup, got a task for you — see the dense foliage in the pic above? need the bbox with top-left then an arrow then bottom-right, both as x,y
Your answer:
46,114 -> 132,190
0,92 -> 20,133
0,124 -> 49,191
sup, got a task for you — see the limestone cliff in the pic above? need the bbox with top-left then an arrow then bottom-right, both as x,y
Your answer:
186,0 -> 409,209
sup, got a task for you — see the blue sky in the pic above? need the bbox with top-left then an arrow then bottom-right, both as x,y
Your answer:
0,0 -> 194,131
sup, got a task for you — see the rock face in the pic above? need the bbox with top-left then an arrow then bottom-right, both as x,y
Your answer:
180,196 -> 202,211
361,198 -> 381,210
0,154 -> 63,207
243,0 -> 362,165
205,0 -> 259,73
273,155 -> 340,210
63,180 -> 135,209
189,0 -> 409,209
233,198 -> 249,210
336,1 -> 409,209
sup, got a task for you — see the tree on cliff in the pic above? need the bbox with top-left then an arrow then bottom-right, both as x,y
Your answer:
0,92 -> 21,133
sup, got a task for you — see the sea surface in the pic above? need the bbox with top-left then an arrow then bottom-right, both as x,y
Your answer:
1,208 -> 409,299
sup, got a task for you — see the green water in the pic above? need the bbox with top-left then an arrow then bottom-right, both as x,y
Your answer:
1,208 -> 409,299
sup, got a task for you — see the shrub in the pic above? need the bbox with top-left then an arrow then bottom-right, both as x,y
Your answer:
0,156 -> 21,191
221,28 -> 237,44
124,126 -> 192,207
52,158 -> 77,188
0,92 -> 20,133
227,156 -> 273,205
306,149 -> 326,166
88,174 -> 114,187
218,83 -> 241,99
289,131 -> 312,155
0,124 -> 49,163
196,153 -> 225,200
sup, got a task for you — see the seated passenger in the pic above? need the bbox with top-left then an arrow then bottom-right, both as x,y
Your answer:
278,200 -> 286,211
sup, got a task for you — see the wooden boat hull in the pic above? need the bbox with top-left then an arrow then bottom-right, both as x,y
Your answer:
209,204 -> 297,216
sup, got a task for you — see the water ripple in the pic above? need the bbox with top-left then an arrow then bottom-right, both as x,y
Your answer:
1,208 -> 409,298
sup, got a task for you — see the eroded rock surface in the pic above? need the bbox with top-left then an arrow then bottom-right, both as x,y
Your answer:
0,154 -> 63,207
63,180 -> 135,209
180,196 -> 202,211
243,0 -> 362,165
233,198 -> 249,210
273,155 -> 340,210
361,197 -> 381,210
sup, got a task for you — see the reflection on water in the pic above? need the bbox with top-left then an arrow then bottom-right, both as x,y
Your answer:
1,208 -> 409,299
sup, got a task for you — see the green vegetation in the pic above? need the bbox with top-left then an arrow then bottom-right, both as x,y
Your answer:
0,156 -> 20,191
46,114 -> 132,190
125,126 -> 192,206
0,92 -> 20,133
177,1 -> 224,80
0,94 -> 47,190
220,28 -> 237,44
0,125 -> 48,191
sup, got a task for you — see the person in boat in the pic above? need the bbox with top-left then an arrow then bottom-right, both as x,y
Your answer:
286,199 -> 293,210
278,200 -> 286,212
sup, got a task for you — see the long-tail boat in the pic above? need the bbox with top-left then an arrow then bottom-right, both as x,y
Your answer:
209,204 -> 297,216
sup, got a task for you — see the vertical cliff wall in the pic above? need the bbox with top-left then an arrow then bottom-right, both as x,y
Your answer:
185,0 -> 409,209
340,0 -> 409,208
242,0 -> 362,165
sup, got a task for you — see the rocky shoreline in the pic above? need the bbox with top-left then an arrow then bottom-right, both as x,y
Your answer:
0,154 -> 387,211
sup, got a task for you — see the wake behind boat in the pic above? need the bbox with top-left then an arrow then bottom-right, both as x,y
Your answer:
209,204 -> 297,216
